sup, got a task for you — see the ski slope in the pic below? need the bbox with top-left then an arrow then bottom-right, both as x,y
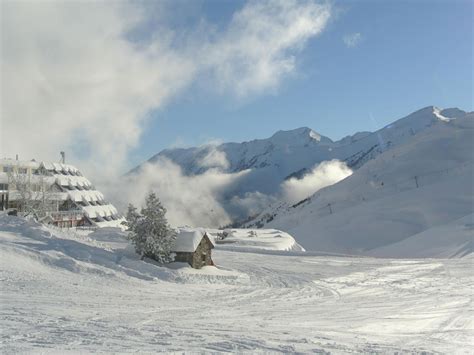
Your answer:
368,213 -> 474,258
245,115 -> 474,257
1,215 -> 472,353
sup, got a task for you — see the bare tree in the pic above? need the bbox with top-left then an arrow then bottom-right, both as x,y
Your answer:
7,168 -> 59,218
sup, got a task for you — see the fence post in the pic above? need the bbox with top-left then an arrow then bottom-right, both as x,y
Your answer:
414,176 -> 419,188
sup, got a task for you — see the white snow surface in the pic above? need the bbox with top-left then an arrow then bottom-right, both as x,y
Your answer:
175,227 -> 304,252
55,175 -> 93,188
368,213 -> 474,258
218,228 -> 305,252
66,189 -> 104,203
82,204 -> 118,219
1,214 -> 473,353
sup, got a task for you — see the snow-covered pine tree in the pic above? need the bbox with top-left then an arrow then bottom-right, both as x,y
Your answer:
123,192 -> 176,263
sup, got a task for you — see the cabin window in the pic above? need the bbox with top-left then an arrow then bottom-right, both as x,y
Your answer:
201,254 -> 206,262
3,166 -> 12,173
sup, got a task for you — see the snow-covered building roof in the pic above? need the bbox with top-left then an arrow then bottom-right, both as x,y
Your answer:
172,229 -> 215,253
83,204 -> 118,219
42,162 -> 81,175
67,190 -> 104,203
55,176 -> 92,188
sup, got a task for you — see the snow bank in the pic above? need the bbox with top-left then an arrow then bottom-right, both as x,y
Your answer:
217,228 -> 305,252
0,214 -> 247,285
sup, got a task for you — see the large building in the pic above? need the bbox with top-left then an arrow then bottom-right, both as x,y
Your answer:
0,158 -> 124,229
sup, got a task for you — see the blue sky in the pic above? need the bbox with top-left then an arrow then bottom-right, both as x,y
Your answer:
130,0 -> 472,167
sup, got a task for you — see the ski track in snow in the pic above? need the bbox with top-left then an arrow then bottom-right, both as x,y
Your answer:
1,220 -> 473,354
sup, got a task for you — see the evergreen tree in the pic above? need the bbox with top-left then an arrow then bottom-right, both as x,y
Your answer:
123,192 -> 176,263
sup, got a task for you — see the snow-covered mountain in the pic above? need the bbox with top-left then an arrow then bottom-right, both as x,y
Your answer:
243,113 -> 474,257
127,106 -> 473,257
131,106 -> 470,197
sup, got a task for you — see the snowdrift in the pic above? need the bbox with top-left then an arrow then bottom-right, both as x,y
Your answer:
176,226 -> 305,252
0,214 -> 245,284
216,228 -> 305,252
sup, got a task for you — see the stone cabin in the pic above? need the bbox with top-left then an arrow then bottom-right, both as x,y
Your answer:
172,230 -> 215,269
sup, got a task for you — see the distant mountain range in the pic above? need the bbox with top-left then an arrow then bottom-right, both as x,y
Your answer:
130,106 -> 473,256
131,106 -> 469,194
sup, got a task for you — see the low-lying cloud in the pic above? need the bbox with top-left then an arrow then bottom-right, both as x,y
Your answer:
282,160 -> 352,204
197,146 -> 230,171
112,158 -> 250,228
110,158 -> 351,228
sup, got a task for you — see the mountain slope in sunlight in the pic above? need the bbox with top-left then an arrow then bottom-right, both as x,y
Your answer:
243,114 -> 474,257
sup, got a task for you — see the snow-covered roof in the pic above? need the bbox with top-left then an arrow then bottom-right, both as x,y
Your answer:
52,163 -> 79,174
40,162 -> 55,170
0,159 -> 40,169
83,204 -> 118,218
67,190 -> 104,203
172,229 -> 214,253
38,162 -> 81,175
55,176 -> 92,188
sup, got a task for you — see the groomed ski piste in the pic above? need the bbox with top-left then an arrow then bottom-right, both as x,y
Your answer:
1,214 -> 472,354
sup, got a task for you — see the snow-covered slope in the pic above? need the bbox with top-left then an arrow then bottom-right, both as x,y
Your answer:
368,213 -> 473,258
1,214 -> 473,353
244,115 -> 474,256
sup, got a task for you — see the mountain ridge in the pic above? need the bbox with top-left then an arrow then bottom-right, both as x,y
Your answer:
241,114 -> 474,256
131,106 -> 468,176
128,106 -> 471,225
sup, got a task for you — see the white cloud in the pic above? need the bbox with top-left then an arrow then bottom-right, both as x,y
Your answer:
1,0 -> 331,185
197,147 -> 230,171
281,160 -> 352,203
204,0 -> 331,97
1,1 -> 195,180
343,32 -> 362,48
228,191 -> 278,219
113,159 -> 250,227
108,158 -> 351,228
